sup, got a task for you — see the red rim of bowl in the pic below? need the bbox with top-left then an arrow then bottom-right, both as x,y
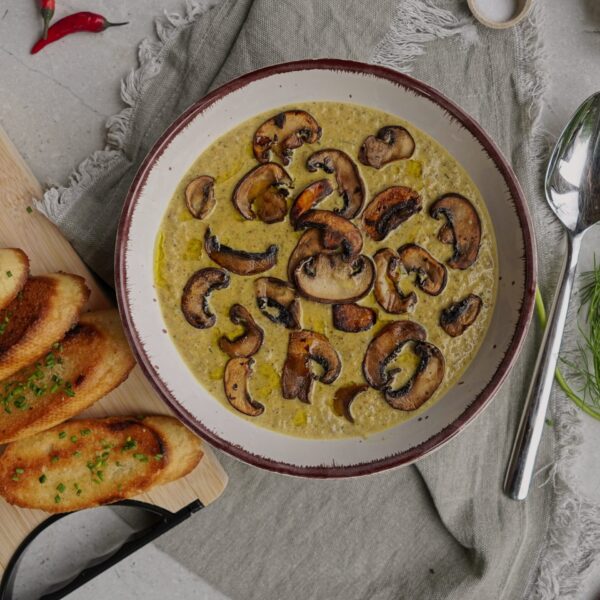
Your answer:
115,59 -> 537,478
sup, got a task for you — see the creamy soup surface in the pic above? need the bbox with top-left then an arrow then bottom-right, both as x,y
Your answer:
155,102 -> 498,439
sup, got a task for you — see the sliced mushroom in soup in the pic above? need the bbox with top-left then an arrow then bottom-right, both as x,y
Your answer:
254,277 -> 302,330
180,268 -> 230,329
253,110 -> 322,165
440,294 -> 483,337
358,126 -> 415,169
362,186 -> 422,242
204,228 -> 278,275
306,149 -> 366,218
430,194 -> 482,269
282,330 -> 341,403
232,163 -> 292,224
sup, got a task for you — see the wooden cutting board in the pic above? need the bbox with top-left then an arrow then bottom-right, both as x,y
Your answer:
0,126 -> 228,575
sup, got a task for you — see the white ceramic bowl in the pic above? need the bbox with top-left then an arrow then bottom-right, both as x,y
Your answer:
116,60 -> 536,477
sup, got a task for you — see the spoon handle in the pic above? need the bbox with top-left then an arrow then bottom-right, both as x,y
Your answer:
504,233 -> 582,500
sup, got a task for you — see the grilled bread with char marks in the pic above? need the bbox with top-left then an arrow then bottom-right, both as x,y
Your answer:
0,417 -> 165,513
0,249 -> 28,310
0,309 -> 136,444
0,416 -> 204,513
0,273 -> 89,381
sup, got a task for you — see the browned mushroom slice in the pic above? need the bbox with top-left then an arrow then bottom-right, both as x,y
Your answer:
362,320 -> 426,389
181,268 -> 230,329
440,294 -> 483,337
362,186 -> 422,242
332,304 -> 376,333
204,228 -> 277,275
306,149 -> 365,218
254,277 -> 302,330
373,248 -> 417,314
332,383 -> 369,423
253,110 -> 322,165
232,163 -> 292,223
358,126 -> 415,169
287,229 -> 329,281
288,211 -> 362,282
218,304 -> 264,357
185,175 -> 216,219
294,254 -> 375,304
397,244 -> 447,296
282,330 -> 341,403
430,194 -> 482,269
384,342 -> 445,411
224,357 -> 264,416
295,210 -> 363,257
290,179 -> 334,224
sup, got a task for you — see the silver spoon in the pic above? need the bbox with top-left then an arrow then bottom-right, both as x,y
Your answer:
504,92 -> 600,500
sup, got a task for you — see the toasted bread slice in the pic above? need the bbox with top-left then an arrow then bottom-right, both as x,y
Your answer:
143,416 -> 203,485
0,249 -> 29,310
0,417 -> 166,513
0,273 -> 89,381
0,309 -> 136,444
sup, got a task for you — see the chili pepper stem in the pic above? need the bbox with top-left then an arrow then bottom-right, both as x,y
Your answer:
41,8 -> 54,40
103,21 -> 129,29
42,18 -> 50,40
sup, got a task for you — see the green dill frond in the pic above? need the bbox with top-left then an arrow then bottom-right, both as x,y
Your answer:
556,257 -> 600,419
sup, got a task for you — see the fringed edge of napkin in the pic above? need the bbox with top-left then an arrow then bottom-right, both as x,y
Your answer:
372,0 -> 478,72
534,402 -> 600,599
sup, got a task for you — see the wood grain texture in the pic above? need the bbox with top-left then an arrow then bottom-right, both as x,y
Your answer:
0,127 -> 228,574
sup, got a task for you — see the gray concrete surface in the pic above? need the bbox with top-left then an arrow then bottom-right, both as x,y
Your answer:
0,0 -> 599,598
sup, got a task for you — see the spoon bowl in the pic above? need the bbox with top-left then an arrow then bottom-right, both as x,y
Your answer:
505,92 -> 600,500
545,92 -> 600,234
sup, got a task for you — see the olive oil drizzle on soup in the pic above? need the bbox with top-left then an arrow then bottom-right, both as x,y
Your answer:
155,102 -> 498,439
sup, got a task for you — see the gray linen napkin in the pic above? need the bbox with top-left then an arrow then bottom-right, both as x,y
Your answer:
39,1 -> 592,598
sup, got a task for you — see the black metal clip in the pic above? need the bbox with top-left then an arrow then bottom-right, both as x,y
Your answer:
0,499 -> 203,600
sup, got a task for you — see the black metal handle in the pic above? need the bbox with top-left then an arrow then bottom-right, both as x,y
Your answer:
0,499 -> 203,600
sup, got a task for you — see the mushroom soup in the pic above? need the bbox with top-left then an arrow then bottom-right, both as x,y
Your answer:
155,102 -> 498,439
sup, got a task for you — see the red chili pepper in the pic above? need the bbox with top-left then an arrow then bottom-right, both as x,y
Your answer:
31,12 -> 128,54
40,0 -> 55,40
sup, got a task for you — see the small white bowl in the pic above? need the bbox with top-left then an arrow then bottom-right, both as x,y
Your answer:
468,0 -> 533,29
116,60 -> 536,478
